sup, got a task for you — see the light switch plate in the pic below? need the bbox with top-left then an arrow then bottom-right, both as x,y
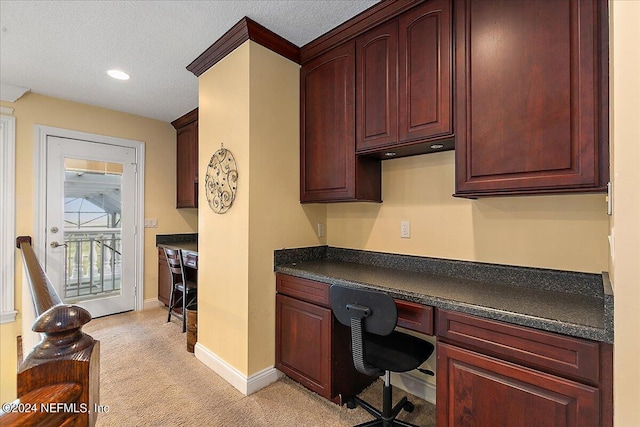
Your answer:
317,222 -> 325,237
144,218 -> 158,228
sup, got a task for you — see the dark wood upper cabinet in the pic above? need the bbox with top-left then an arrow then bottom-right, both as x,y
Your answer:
454,0 -> 609,197
398,0 -> 453,144
356,20 -> 398,151
172,108 -> 198,208
300,41 -> 381,203
356,0 -> 453,155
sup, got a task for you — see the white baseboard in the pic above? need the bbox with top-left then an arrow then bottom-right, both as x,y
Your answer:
390,372 -> 436,405
143,298 -> 163,310
194,342 -> 282,395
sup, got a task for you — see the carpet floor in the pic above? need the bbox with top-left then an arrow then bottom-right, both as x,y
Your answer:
83,307 -> 436,427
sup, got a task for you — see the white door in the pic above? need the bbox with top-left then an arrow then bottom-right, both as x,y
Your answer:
46,136 -> 137,317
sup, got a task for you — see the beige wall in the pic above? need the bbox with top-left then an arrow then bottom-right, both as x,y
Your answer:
610,1 -> 640,426
328,151 -> 609,274
197,41 -> 325,376
0,93 -> 197,402
198,42 -> 251,370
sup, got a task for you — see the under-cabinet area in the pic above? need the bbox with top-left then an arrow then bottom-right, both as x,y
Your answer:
274,246 -> 613,427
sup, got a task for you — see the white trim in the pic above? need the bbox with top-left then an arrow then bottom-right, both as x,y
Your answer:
0,115 -> 17,324
0,83 -> 30,102
390,372 -> 436,405
247,366 -> 284,395
0,106 -> 15,115
194,343 -> 282,395
33,125 -> 145,312
143,298 -> 163,310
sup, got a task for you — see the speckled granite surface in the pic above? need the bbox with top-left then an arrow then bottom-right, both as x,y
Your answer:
156,234 -> 198,254
274,246 -> 613,343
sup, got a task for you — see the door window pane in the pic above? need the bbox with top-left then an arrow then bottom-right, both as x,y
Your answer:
63,159 -> 122,302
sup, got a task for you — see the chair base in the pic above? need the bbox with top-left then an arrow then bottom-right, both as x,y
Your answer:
348,377 -> 421,427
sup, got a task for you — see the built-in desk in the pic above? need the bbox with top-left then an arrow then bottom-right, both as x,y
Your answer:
274,246 -> 613,426
156,236 -> 197,306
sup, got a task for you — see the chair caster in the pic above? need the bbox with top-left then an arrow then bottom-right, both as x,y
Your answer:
346,399 -> 357,409
403,401 -> 415,413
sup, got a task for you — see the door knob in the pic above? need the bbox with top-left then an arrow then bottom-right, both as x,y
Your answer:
50,241 -> 67,248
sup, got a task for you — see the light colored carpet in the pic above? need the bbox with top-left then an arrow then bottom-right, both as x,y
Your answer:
83,307 -> 436,426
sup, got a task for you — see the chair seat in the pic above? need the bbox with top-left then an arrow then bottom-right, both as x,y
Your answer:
364,330 -> 434,373
175,281 -> 197,293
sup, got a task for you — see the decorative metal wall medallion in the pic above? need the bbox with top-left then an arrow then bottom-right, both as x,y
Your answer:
205,147 -> 238,214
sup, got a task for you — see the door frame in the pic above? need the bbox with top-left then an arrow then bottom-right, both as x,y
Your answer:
33,125 -> 145,312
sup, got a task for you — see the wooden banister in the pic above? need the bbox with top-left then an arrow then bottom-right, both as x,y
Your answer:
0,236 -> 100,427
16,236 -> 62,316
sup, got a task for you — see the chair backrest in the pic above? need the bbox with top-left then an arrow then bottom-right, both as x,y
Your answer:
164,248 -> 185,285
331,285 -> 398,335
330,285 -> 398,376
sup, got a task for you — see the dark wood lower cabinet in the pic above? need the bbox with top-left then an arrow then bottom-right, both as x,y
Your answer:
275,275 -> 612,426
437,342 -> 599,427
276,294 -> 332,397
157,249 -> 172,306
436,309 -> 612,427
275,274 -> 376,402
275,293 -> 374,403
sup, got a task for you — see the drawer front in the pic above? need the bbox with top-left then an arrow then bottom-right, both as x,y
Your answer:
395,299 -> 434,335
276,274 -> 330,307
436,309 -> 600,384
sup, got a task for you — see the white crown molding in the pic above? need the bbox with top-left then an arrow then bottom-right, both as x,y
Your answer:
0,106 -> 15,115
0,83 -> 30,102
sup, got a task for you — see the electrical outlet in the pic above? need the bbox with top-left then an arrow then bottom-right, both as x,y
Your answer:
400,221 -> 411,238
317,222 -> 325,237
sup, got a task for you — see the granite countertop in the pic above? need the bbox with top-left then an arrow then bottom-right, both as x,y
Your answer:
156,233 -> 198,254
274,247 -> 613,343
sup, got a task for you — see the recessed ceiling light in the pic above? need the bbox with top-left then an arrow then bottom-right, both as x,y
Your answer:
107,69 -> 130,80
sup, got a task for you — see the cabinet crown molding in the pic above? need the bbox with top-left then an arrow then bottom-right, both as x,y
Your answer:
187,16 -> 300,77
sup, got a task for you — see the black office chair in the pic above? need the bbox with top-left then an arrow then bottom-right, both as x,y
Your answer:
164,248 -> 197,332
331,285 -> 434,427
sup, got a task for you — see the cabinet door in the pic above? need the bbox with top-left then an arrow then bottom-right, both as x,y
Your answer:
301,41 -> 381,202
356,20 -> 398,151
276,294 -> 332,398
454,0 -> 608,196
398,0 -> 452,143
157,249 -> 172,306
176,120 -> 198,208
437,342 -> 599,427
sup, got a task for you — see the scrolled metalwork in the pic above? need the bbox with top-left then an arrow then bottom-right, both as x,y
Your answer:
205,147 -> 238,214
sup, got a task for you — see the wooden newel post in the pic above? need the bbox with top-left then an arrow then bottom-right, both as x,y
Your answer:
17,304 -> 100,426
18,304 -> 100,426
6,236 -> 101,427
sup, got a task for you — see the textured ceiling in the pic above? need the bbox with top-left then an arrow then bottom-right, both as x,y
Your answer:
0,0 -> 379,122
